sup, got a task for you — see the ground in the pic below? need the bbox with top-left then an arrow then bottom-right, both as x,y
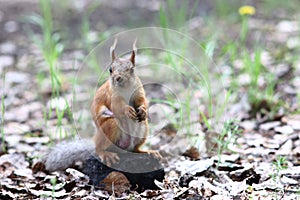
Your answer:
0,0 -> 300,199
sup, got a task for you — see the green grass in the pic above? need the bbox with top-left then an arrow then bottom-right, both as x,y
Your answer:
270,156 -> 288,198
216,119 -> 242,164
80,0 -> 103,73
25,0 -> 78,140
26,0 -> 63,97
158,0 -> 199,30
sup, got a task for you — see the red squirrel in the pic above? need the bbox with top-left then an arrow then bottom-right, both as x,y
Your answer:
91,39 -> 160,166
44,39 -> 160,171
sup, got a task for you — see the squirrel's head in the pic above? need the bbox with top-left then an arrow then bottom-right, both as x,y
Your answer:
109,39 -> 137,88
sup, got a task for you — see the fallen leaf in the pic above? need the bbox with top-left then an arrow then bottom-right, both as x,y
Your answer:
274,125 -> 294,134
282,115 -> 300,130
182,146 -> 200,159
210,195 -> 232,200
276,139 -> 293,155
280,176 -> 298,185
259,121 -> 281,131
29,188 -> 67,198
14,168 -> 33,179
174,159 -> 214,175
100,171 -> 131,194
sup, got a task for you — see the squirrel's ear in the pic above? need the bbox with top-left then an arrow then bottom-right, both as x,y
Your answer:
130,39 -> 137,65
110,38 -> 118,61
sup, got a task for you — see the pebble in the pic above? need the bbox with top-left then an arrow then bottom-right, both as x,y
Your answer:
238,74 -> 251,85
276,20 -> 299,33
47,97 -> 70,111
16,143 -> 35,153
23,137 -> 50,144
274,125 -> 294,134
4,20 -> 18,33
292,77 -> 300,90
16,55 -> 31,70
260,51 -> 272,67
6,71 -> 30,84
0,55 -> 14,69
240,120 -> 256,130
4,122 -> 31,134
5,106 -> 30,122
287,37 -> 300,49
0,42 -> 16,54
5,135 -> 22,147
271,63 -> 290,78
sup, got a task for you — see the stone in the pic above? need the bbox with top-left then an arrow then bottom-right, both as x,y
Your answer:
6,71 -> 30,84
4,21 -> 18,33
0,55 -> 14,69
287,37 -> 300,49
4,122 -> 31,135
276,20 -> 299,33
83,153 -> 165,192
0,42 -> 16,54
5,106 -> 29,123
47,97 -> 70,111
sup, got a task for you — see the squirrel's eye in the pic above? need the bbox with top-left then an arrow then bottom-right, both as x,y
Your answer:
130,68 -> 134,73
109,67 -> 112,73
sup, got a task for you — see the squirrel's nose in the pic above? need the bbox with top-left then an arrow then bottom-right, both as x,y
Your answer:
116,76 -> 122,82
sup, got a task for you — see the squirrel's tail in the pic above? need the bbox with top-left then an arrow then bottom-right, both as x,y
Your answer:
44,139 -> 95,172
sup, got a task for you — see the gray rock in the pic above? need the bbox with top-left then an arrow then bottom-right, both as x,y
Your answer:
0,42 -> 16,54
4,21 -> 18,33
6,71 -> 30,84
4,122 -> 31,135
0,55 -> 14,69
276,20 -> 299,33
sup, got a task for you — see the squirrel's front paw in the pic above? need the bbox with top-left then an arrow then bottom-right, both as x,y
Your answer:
137,105 -> 147,122
125,106 -> 137,121
147,150 -> 162,159
98,151 -> 119,167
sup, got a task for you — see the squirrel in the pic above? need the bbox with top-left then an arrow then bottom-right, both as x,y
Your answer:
44,39 -> 160,172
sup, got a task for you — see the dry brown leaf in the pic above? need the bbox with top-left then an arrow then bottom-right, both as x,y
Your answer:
182,146 -> 200,159
100,171 -> 131,194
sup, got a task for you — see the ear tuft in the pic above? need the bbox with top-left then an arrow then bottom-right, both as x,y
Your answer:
110,38 -> 118,61
130,39 -> 137,65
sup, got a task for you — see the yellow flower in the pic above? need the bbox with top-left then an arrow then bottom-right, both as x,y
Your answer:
238,5 -> 256,16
